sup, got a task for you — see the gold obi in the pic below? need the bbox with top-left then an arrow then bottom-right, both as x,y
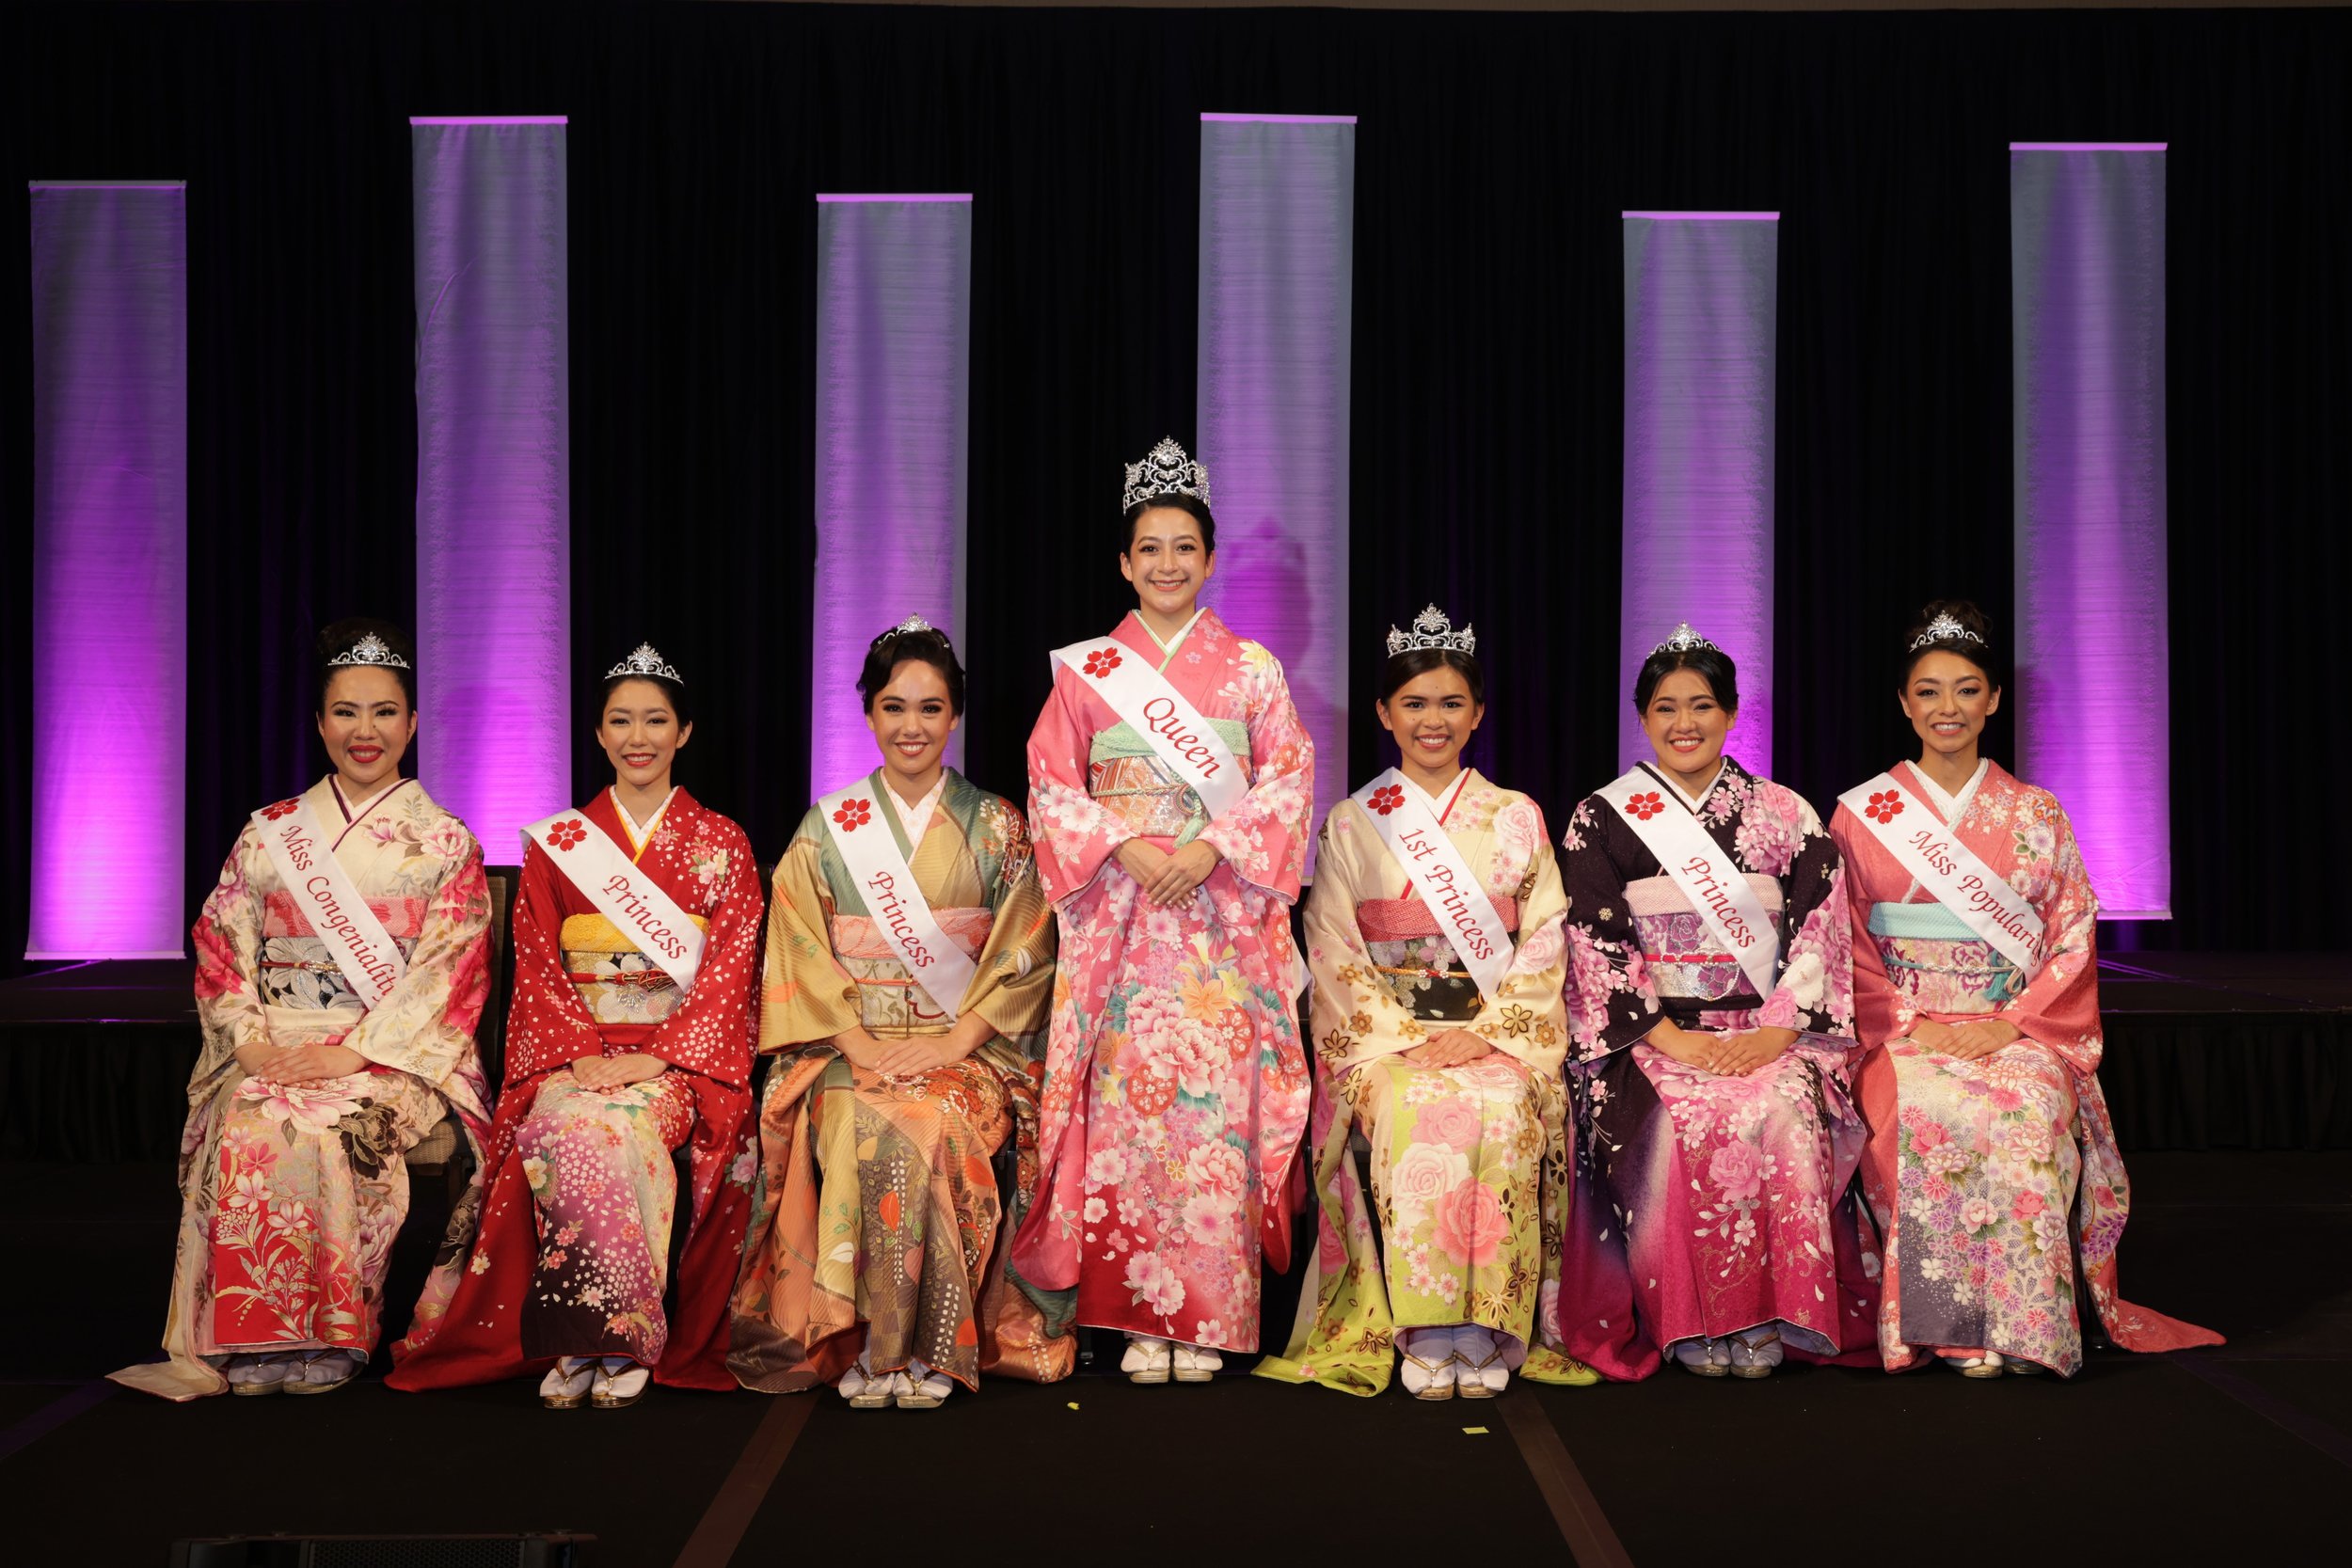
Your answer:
561,911 -> 710,1026
1086,716 -> 1251,843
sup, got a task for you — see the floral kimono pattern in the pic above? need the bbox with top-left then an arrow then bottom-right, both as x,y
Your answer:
389,787 -> 760,1393
1556,756 -> 1879,1380
1830,759 -> 2221,1374
1257,773 -> 1590,1396
728,769 -> 1070,1392
1012,609 -> 1314,1351
112,777 -> 494,1402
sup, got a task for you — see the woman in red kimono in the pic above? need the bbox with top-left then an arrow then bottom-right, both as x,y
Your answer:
1013,437 -> 1315,1385
1829,602 -> 2218,1376
389,644 -> 761,1407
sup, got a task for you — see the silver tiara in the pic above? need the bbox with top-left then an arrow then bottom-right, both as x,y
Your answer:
871,614 -> 946,646
1649,623 -> 1718,657
326,632 -> 410,672
1122,436 -> 1212,513
1908,613 -> 1987,653
1386,604 -> 1476,657
606,642 -> 683,683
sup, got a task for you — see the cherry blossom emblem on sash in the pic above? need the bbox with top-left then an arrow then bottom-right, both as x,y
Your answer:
832,797 -> 873,833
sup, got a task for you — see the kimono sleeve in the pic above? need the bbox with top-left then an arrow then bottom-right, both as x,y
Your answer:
190,823 -> 274,1095
962,800 -> 1057,1046
339,840 -> 493,1088
1753,797 -> 1855,1040
1302,809 -> 1435,1076
757,819 -> 866,1053
1994,799 -> 2105,1076
502,840 -> 606,1084
1198,644 -> 1313,904
1024,666 -> 1134,907
1558,798 -> 1666,1061
645,817 -> 761,1091
1464,825 -> 1571,1076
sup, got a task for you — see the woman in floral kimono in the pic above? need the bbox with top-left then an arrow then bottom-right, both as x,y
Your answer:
1013,437 -> 1315,1385
1829,601 -> 2219,1377
112,619 -> 494,1402
728,619 -> 1070,1409
388,644 -> 760,1408
1258,610 -> 1593,1400
1556,626 -> 1877,1380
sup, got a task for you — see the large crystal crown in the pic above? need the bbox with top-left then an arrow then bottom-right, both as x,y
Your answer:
1648,622 -> 1718,657
605,642 -> 684,683
1908,612 -> 1987,653
1122,436 -> 1212,513
1386,604 -> 1477,657
326,632 -> 411,671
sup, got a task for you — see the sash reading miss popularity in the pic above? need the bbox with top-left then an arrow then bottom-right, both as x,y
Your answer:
523,811 -> 706,991
1051,635 -> 1246,820
817,783 -> 979,1021
1838,772 -> 2046,978
253,796 -> 407,1007
1354,770 -> 1515,1010
1598,768 -> 1782,1002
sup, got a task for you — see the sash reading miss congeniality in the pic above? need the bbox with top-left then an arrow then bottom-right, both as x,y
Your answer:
522,810 -> 707,991
253,795 -> 407,1007
817,780 -> 980,1021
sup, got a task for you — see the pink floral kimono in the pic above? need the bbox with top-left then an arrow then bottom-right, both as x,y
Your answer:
1556,756 -> 1880,1379
1830,759 -> 2221,1374
1011,608 -> 1314,1351
112,777 -> 494,1401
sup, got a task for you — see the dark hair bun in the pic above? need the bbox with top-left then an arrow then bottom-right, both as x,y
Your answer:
1901,598 -> 2005,687
860,624 -> 967,717
313,617 -> 418,712
1633,643 -> 1740,713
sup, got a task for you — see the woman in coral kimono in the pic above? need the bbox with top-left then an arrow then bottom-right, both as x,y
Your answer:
1829,601 -> 2220,1377
1013,437 -> 1314,1385
1258,610 -> 1592,1400
112,620 -> 494,1402
388,643 -> 759,1408
1557,626 -> 1878,1380
728,619 -> 1070,1408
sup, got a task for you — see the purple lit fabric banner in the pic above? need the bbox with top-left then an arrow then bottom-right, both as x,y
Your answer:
411,119 -> 571,856
1197,115 -> 1354,871
25,182 -> 188,958
809,196 -> 972,798
1619,214 -> 1778,773
2011,146 -> 2169,918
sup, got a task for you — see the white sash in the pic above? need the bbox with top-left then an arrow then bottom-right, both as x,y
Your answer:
1598,768 -> 1781,1001
253,795 -> 406,1008
1051,635 -> 1246,819
817,781 -> 979,1021
523,810 -> 706,991
1838,771 -> 2046,977
1353,770 -> 1515,1010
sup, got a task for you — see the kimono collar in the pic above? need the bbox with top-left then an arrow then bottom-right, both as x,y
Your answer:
1899,757 -> 1991,825
882,771 -> 951,847
329,773 -> 412,825
1404,768 -> 1473,823
1641,754 -> 1738,815
611,784 -> 678,854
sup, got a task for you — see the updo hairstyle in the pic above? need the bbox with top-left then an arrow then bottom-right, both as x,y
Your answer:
1378,646 -> 1486,708
313,617 -> 417,713
1120,492 -> 1216,555
859,624 -> 967,717
1900,599 -> 2005,689
1632,642 -> 1740,713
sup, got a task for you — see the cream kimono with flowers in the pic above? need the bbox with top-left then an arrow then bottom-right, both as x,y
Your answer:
1259,772 -> 1587,1396
114,777 -> 493,1401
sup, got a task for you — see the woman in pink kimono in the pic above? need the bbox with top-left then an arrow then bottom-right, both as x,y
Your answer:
1829,601 -> 2219,1376
112,620 -> 494,1401
1556,626 -> 1879,1380
1012,437 -> 1314,1385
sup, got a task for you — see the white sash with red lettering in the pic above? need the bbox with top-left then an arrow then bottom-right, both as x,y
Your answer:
1051,635 -> 1246,820
1353,770 -> 1515,1010
1838,771 -> 2046,978
1598,767 -> 1782,1001
253,796 -> 406,1007
522,811 -> 706,991
817,782 -> 979,1021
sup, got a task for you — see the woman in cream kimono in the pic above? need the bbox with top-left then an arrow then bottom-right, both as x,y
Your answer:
389,644 -> 761,1409
113,620 -> 493,1401
729,620 -> 1070,1408
1829,601 -> 2218,1376
1259,610 -> 1592,1400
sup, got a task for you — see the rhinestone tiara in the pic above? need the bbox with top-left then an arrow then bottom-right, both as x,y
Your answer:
1386,604 -> 1477,657
1122,436 -> 1212,513
1908,612 -> 1987,653
870,613 -> 948,646
606,642 -> 683,683
326,632 -> 411,672
1648,623 -> 1718,657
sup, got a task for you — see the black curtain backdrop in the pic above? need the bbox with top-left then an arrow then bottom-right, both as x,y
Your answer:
2,3 -> 2345,980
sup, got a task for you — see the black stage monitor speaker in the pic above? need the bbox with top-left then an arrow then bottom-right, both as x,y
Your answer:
170,1534 -> 594,1567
